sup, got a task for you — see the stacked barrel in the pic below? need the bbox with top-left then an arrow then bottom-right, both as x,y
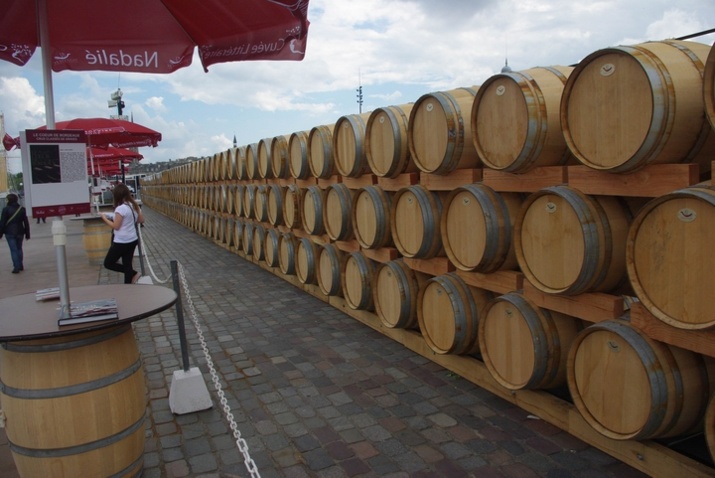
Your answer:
142,39 -> 715,475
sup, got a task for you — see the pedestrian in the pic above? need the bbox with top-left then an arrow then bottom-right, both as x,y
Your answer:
101,184 -> 145,284
0,193 -> 31,273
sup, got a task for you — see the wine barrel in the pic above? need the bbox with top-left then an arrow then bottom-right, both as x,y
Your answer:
365,103 -> 417,178
253,185 -> 269,223
342,251 -> 376,311
301,185 -> 326,236
308,124 -> 335,179
408,86 -> 480,174
515,186 -> 631,295
271,134 -> 292,179
278,232 -> 298,275
472,66 -> 574,172
266,184 -> 285,227
391,185 -> 445,259
562,40 -> 715,173
627,185 -> 715,330
283,184 -> 303,230
242,184 -> 257,220
352,185 -> 393,249
479,292 -> 582,390
245,142 -> 260,180
257,137 -> 275,179
226,147 -> 237,180
241,222 -> 254,255
317,243 -> 346,297
289,130 -> 311,179
333,112 -> 372,177
0,326 -> 146,477
235,145 -> 248,180
82,218 -> 112,265
373,259 -> 429,330
234,184 -> 245,218
567,319 -> 715,440
441,184 -> 523,273
296,237 -> 320,285
417,273 -> 492,355
225,218 -> 235,248
252,223 -> 266,261
324,183 -> 356,241
264,227 -> 281,267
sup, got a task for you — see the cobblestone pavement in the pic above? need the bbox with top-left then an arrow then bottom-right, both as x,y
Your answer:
0,207 -> 652,477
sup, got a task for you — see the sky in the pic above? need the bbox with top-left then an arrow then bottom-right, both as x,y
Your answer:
1,0 -> 714,174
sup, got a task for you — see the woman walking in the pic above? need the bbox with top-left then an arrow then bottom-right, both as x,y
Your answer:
0,193 -> 30,273
102,184 -> 145,283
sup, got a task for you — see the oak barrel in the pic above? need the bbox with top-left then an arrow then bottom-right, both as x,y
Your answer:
234,184 -> 245,218
235,145 -> 248,180
567,319 -> 715,440
441,184 -> 522,273
352,185 -> 393,249
0,326 -> 146,477
283,184 -> 303,230
417,273 -> 492,355
252,223 -> 266,261
241,221 -> 254,255
253,185 -> 269,223
316,243 -> 346,297
324,183 -> 356,241
333,112 -> 373,177
278,232 -> 298,275
706,395 -> 715,464
391,185 -> 444,259
242,184 -> 257,220
308,124 -> 335,179
266,184 -> 285,227
270,134 -> 291,179
626,185 -> 715,330
561,40 -> 715,173
257,137 -> 275,179
264,227 -> 281,267
365,103 -> 417,178
301,185 -> 326,236
408,87 -> 480,174
82,218 -> 112,265
288,130 -> 311,179
342,251 -> 377,311
373,259 -> 428,330
296,237 -> 320,285
245,142 -> 260,180
479,292 -> 582,390
515,186 -> 631,295
472,66 -> 573,172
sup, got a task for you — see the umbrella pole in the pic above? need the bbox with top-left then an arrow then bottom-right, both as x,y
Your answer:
38,0 -> 71,312
53,219 -> 71,317
37,0 -> 56,129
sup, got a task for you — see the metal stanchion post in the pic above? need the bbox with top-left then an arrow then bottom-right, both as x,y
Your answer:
171,260 -> 190,372
169,260 -> 212,414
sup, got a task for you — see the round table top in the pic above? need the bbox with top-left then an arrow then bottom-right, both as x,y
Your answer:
0,284 -> 177,341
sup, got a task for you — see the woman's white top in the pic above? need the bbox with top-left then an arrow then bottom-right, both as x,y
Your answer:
112,203 -> 138,243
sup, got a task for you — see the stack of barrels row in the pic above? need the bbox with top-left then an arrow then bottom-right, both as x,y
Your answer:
143,39 -> 715,466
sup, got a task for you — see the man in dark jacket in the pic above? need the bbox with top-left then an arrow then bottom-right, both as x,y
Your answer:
0,193 -> 31,273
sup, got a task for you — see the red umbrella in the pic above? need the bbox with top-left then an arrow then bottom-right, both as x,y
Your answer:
36,118 -> 162,148
0,0 -> 311,127
87,146 -> 143,176
88,146 -> 144,161
0,0 -> 310,72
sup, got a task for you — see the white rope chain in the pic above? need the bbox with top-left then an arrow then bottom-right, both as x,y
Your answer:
136,223 -> 260,476
136,224 -> 171,284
